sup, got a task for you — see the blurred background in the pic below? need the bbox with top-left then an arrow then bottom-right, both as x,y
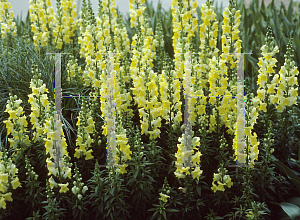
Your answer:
10,0 -> 228,21
9,0 -> 300,22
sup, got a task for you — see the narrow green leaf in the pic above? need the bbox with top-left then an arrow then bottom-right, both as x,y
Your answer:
287,0 -> 293,22
293,34 -> 300,63
247,55 -> 258,66
166,209 -> 179,212
134,169 -> 139,180
281,13 -> 291,33
290,177 -> 300,194
163,211 -> 167,219
295,142 -> 300,161
260,0 -> 266,11
274,160 -> 300,194
287,197 -> 300,209
279,202 -> 300,219
196,185 -> 201,196
272,10 -> 281,44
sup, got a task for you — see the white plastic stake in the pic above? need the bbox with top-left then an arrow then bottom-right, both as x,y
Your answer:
47,52 -> 70,168
106,52 -> 116,168
184,51 -> 193,168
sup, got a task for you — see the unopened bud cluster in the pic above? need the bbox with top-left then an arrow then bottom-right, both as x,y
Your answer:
71,163 -> 88,201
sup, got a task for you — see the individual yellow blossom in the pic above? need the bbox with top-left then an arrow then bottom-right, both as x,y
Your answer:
119,164 -> 128,174
159,192 -> 170,203
2,192 -> 12,202
48,176 -> 57,190
0,197 -> 6,209
11,177 -> 21,189
211,183 -> 218,193
216,182 -> 225,191
85,149 -> 94,160
0,174 -> 8,182
58,182 -> 69,193
191,166 -> 203,180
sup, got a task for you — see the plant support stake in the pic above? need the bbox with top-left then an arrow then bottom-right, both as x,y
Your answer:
46,52 -> 70,169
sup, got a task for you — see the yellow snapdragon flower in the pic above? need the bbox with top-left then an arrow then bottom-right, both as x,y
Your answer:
0,0 -> 17,39
256,25 -> 279,113
174,131 -> 202,181
75,99 -> 95,160
29,0 -> 55,49
52,0 -> 78,49
28,68 -> 50,143
159,192 -> 170,203
276,38 -> 299,112
0,151 -> 21,209
211,168 -> 233,193
58,182 -> 69,193
43,100 -> 72,191
3,95 -> 30,162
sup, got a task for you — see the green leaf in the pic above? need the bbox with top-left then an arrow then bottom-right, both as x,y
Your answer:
279,202 -> 300,219
251,10 -> 262,37
286,0 -> 293,22
295,142 -> 300,161
272,9 -> 282,44
290,177 -> 300,193
110,187 -> 114,195
274,160 -> 300,194
281,13 -> 291,34
247,55 -> 258,65
196,185 -> 201,196
163,211 -> 167,219
166,209 -> 179,212
287,197 -> 300,209
293,35 -> 300,63
134,169 -> 139,180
